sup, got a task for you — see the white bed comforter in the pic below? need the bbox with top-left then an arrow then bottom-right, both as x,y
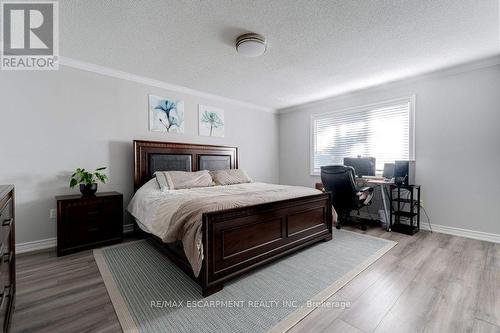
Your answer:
127,180 -> 330,276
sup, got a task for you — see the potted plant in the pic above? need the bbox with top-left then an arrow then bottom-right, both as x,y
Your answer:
69,167 -> 108,196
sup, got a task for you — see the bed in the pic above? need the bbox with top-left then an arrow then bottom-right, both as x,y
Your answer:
130,140 -> 333,296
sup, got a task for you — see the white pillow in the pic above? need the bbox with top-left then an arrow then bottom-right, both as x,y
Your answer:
155,170 -> 213,191
209,169 -> 252,186
140,178 -> 160,191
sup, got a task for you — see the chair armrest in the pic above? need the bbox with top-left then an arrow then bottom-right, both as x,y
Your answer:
358,186 -> 374,193
357,186 -> 375,206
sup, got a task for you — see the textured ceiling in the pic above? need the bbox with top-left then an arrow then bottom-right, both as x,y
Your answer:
60,0 -> 500,109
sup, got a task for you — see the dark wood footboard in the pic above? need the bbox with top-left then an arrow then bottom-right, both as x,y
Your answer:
200,192 -> 332,296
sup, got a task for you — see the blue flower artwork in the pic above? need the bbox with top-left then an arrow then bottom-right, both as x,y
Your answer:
149,95 -> 185,133
198,104 -> 224,137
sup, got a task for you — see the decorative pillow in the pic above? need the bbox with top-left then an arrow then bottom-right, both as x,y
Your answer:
209,169 -> 252,186
155,170 -> 213,191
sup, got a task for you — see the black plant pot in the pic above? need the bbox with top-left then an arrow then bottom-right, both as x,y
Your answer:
80,183 -> 98,196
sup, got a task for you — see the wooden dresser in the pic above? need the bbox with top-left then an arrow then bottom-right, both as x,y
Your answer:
56,192 -> 123,256
0,185 -> 15,333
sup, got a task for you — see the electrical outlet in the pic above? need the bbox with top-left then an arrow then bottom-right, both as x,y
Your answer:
419,200 -> 424,208
49,208 -> 57,219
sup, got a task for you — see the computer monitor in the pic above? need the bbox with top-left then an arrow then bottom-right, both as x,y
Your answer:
343,157 -> 376,177
383,163 -> 395,179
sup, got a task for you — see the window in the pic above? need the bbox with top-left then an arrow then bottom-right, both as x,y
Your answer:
311,97 -> 414,175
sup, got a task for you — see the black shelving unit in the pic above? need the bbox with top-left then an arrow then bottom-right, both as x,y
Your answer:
389,184 -> 421,235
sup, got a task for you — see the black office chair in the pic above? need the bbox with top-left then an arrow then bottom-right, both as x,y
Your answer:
320,165 -> 374,230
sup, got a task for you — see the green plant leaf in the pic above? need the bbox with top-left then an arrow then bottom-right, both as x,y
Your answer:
69,167 -> 108,188
94,173 -> 107,184
69,178 -> 78,188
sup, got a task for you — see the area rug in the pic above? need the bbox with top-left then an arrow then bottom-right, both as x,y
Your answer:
94,230 -> 396,333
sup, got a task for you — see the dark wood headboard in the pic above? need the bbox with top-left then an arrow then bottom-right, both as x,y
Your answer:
133,140 -> 238,190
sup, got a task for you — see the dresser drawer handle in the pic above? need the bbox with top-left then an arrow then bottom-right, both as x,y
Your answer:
0,246 -> 4,268
2,218 -> 13,227
87,211 -> 100,215
3,252 -> 12,264
87,227 -> 100,232
0,285 -> 10,310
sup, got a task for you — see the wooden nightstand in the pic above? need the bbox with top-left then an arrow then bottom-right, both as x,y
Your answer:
56,192 -> 123,256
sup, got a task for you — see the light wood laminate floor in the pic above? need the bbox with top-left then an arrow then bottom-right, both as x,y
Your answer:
12,228 -> 500,333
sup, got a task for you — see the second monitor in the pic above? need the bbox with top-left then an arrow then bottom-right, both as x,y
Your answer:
344,157 -> 376,177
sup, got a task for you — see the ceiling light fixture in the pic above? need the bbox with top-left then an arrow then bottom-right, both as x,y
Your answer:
236,33 -> 267,57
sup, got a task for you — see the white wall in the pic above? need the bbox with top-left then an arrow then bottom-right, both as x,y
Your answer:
279,60 -> 500,236
2,58 -> 499,244
0,66 -> 279,244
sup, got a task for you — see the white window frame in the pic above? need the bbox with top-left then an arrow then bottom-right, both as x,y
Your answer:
310,95 -> 416,176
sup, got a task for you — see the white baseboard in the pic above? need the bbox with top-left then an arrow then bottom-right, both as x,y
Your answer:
123,224 -> 135,234
420,223 -> 500,244
16,237 -> 57,254
16,223 -> 498,254
16,224 -> 137,254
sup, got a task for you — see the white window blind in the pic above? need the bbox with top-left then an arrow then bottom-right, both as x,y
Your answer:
311,98 -> 414,174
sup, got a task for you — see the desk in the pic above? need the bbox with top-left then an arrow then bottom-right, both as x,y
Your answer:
315,178 -> 394,231
357,178 -> 393,231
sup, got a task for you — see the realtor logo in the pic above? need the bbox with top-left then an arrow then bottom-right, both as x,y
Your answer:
1,1 -> 58,70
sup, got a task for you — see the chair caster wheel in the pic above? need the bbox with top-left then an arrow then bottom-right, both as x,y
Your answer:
335,225 -> 341,230
361,225 -> 367,231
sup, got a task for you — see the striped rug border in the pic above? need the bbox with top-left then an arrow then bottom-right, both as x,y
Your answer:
94,233 -> 397,333
94,246 -> 140,333
268,232 -> 396,332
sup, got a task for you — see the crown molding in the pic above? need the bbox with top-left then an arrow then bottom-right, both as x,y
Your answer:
278,54 -> 500,114
58,56 -> 276,114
